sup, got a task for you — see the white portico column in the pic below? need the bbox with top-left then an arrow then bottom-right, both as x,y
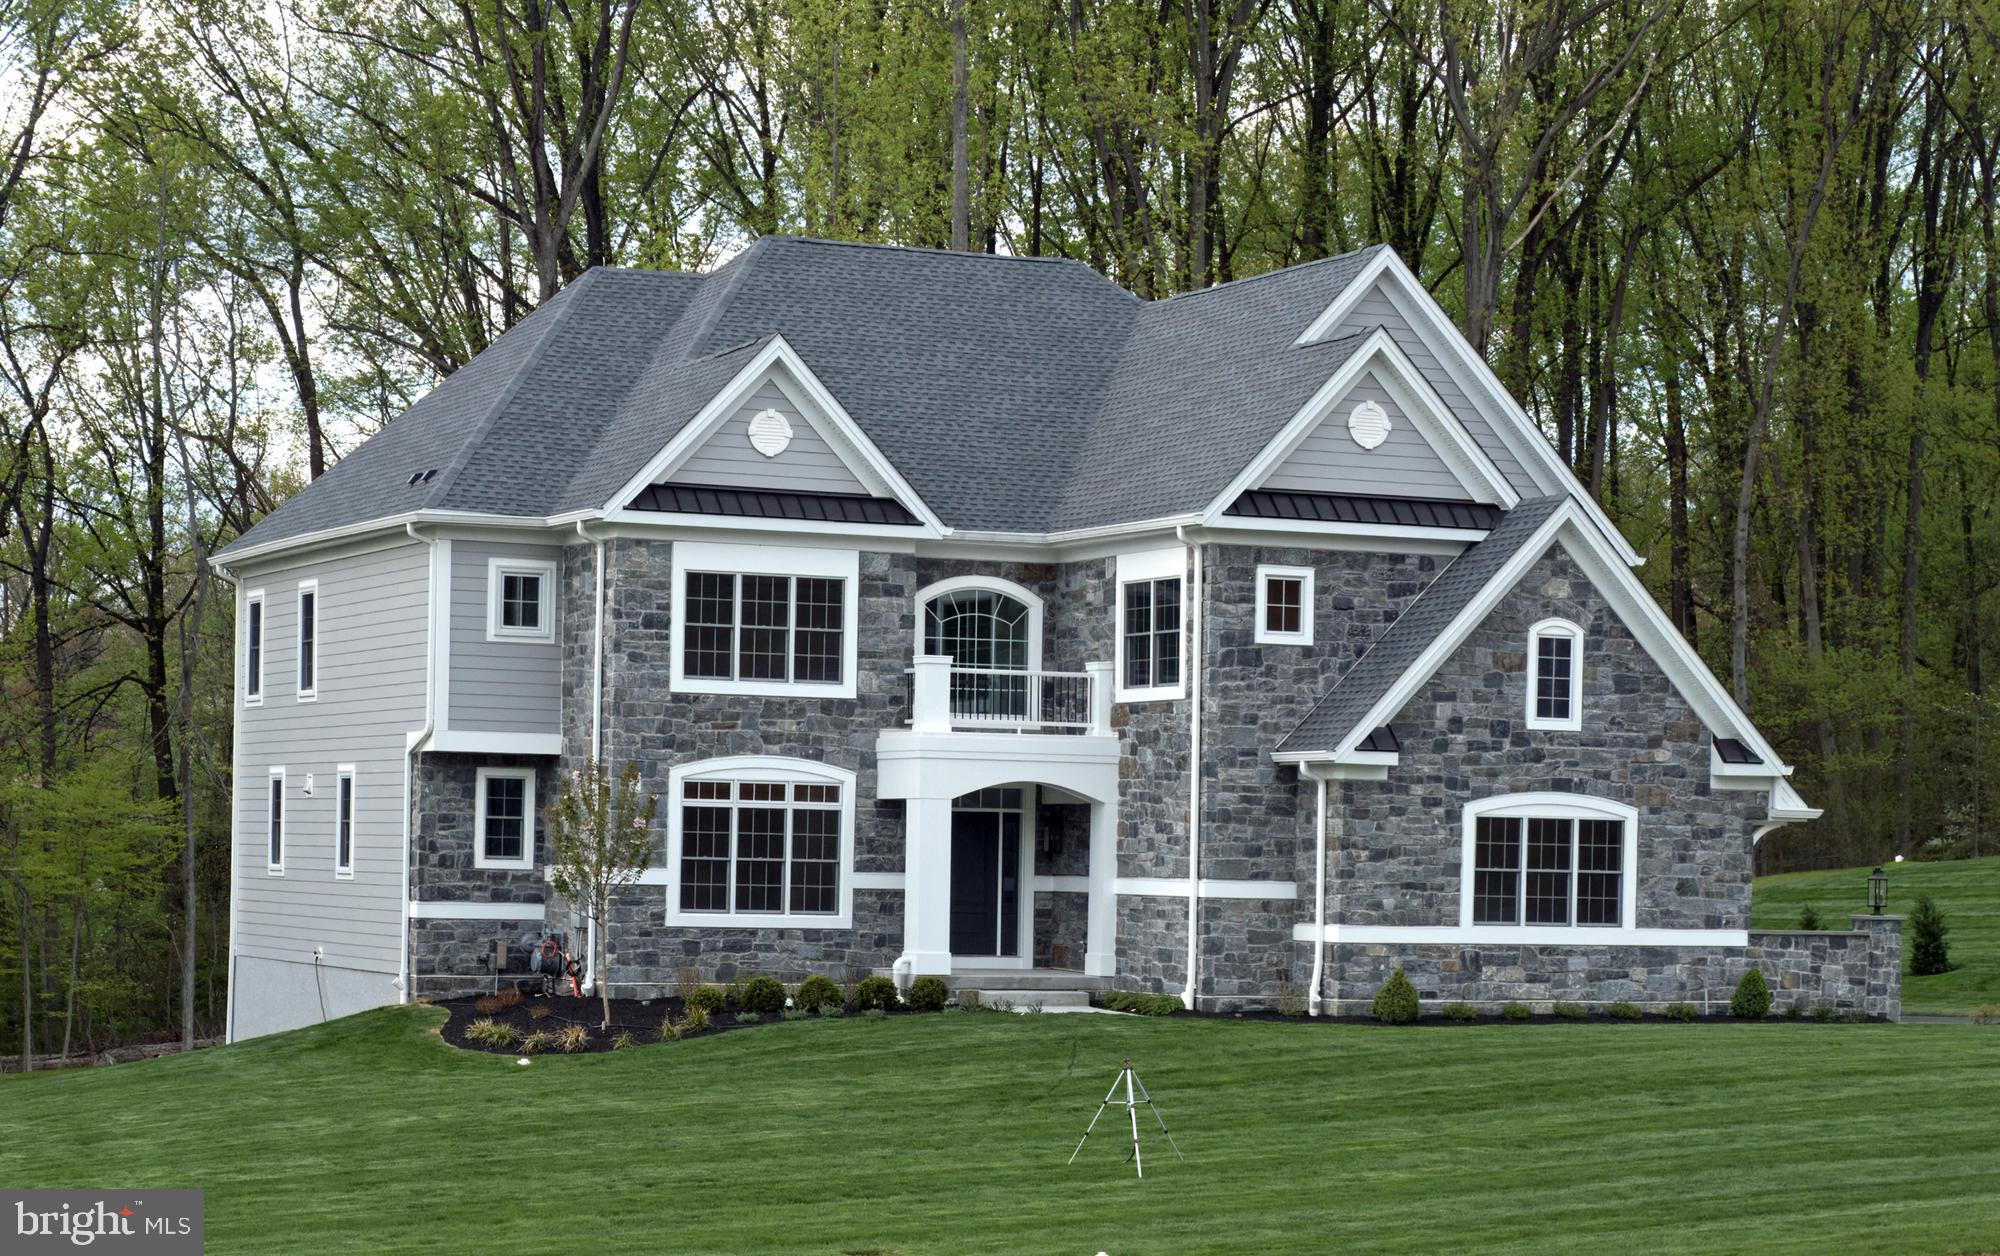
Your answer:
902,794 -> 954,976
1084,793 -> 1119,977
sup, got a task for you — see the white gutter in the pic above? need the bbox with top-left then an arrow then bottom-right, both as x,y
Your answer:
1308,773 -> 1329,1016
399,523 -> 440,1003
1176,526 -> 1203,1011
576,522 -> 608,995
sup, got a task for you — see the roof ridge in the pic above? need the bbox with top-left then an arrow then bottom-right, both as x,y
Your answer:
1154,245 -> 1385,305
421,271 -> 601,512
772,235 -> 1082,267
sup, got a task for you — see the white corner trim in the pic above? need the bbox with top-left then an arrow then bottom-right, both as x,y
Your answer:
484,555 -> 558,644
1254,564 -> 1315,646
1290,922 -> 1750,947
912,574 -> 1046,668
430,537 -> 453,732
472,766 -> 537,871
1525,617 -> 1584,732
1114,547 -> 1188,702
668,540 -> 861,699
409,900 -> 548,921
600,335 -> 947,535
663,756 -> 858,929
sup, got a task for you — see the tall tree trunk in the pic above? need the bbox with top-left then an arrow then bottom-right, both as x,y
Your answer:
950,0 -> 969,251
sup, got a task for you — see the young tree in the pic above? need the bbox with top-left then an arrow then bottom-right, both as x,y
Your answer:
1909,893 -> 1951,977
544,761 -> 657,1030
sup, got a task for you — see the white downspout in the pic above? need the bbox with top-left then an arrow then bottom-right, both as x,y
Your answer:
400,523 -> 439,1004
576,522 -> 608,995
1308,773 -> 1328,1017
1176,526 -> 1203,1011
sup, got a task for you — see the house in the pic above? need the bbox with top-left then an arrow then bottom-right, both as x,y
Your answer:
212,237 -> 1901,1042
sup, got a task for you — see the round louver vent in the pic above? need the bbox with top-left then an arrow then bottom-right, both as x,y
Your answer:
746,409 -> 794,457
1348,400 -> 1391,450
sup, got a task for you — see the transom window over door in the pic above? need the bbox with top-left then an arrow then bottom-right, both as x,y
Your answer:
1526,619 -> 1583,731
1463,795 -> 1635,931
667,757 -> 856,929
670,543 -> 859,699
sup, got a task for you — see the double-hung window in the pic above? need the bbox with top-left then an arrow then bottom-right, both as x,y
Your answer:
1526,619 -> 1582,730
1116,549 -> 1186,701
244,590 -> 265,705
668,758 -> 855,928
1255,565 -> 1314,645
474,768 -> 535,870
267,767 -> 286,874
1463,796 -> 1634,931
670,543 -> 858,698
486,557 -> 557,643
296,581 -> 318,700
334,765 -> 356,879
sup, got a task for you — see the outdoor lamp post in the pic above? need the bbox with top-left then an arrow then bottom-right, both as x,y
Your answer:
1866,866 -> 1888,915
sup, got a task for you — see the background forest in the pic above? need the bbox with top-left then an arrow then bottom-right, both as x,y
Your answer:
0,0 -> 1993,1061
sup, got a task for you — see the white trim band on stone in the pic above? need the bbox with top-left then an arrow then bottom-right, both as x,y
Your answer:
409,901 -> 547,921
1290,922 -> 1750,947
1115,877 -> 1300,901
851,871 -> 905,890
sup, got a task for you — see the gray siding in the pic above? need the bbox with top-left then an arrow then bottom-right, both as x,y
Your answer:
666,380 -> 869,494
1334,283 -> 1537,494
231,538 -> 429,1037
1259,370 -> 1473,499
448,539 -> 562,734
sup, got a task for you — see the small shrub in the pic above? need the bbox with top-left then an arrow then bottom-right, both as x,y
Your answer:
855,975 -> 899,1011
1784,1003 -> 1805,1020
783,1008 -> 811,1021
675,967 -> 705,1001
1730,969 -> 1772,1019
684,986 -> 725,1017
1910,893 -> 1952,976
1552,1001 -> 1585,1021
735,1011 -> 762,1024
494,985 -> 524,1008
1972,1004 -> 1998,1026
1839,1010 -> 1870,1023
528,1003 -> 553,1021
659,1014 -> 685,1042
1663,1002 -> 1697,1022
474,994 -> 504,1015
822,1005 -> 846,1019
556,1024 -> 590,1053
1796,903 -> 1825,931
611,1031 -> 637,1051
518,1030 -> 557,1054
862,1007 -> 888,1020
1100,991 -> 1183,1016
795,974 -> 843,1013
907,975 -> 950,1012
1812,1006 -> 1834,1023
1275,979 -> 1307,1017
465,1017 -> 517,1047
1604,1001 -> 1642,1022
737,976 -> 787,1016
679,1004 -> 710,1034
1442,1001 -> 1478,1022
1370,969 -> 1420,1024
1500,1001 -> 1531,1022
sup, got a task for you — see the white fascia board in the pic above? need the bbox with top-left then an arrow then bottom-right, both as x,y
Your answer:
599,335 -> 948,536
430,730 -> 563,756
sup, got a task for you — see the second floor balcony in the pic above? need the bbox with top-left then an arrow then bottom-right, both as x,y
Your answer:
908,656 -> 1113,737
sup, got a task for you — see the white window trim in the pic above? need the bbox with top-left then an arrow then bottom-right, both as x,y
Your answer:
266,766 -> 286,875
1526,617 -> 1583,731
295,579 -> 319,702
1458,793 -> 1637,934
334,764 -> 356,880
486,556 -> 558,644
243,588 -> 265,706
668,541 -> 859,699
1254,564 -> 1315,646
1115,547 -> 1187,702
913,574 -> 1045,667
665,755 -> 856,929
473,767 -> 537,871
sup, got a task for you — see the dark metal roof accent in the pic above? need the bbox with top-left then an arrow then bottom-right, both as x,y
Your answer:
1226,491 -> 1503,531
1357,725 -> 1401,754
628,483 -> 921,526
1712,736 -> 1763,765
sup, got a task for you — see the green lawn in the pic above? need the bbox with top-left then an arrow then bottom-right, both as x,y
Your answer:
1755,855 -> 2000,1016
4,1008 -> 1999,1253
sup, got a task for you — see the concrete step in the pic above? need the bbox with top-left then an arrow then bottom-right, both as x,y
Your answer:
963,988 -> 1092,1010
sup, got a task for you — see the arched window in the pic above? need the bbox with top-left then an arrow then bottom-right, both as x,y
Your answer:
666,756 -> 856,929
1526,618 -> 1583,731
916,577 -> 1044,721
1461,794 -> 1636,932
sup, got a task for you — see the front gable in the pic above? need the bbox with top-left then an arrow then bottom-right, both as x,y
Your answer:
1257,366 -> 1478,502
666,378 -> 871,496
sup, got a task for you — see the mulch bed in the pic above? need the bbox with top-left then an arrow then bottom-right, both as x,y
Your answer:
434,985 -> 927,1055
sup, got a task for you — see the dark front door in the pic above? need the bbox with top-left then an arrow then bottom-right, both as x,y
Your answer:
950,809 -> 1020,957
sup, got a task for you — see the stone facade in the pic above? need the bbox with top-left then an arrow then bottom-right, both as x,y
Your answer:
407,752 -> 550,997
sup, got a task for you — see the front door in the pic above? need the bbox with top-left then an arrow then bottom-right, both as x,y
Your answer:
950,807 -> 1020,958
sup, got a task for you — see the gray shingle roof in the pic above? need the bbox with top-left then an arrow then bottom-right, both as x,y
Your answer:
1274,495 -> 1567,757
218,237 -> 1404,556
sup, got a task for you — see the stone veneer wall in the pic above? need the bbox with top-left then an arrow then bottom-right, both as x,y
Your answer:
1746,915 -> 1903,1019
407,752 -> 552,997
